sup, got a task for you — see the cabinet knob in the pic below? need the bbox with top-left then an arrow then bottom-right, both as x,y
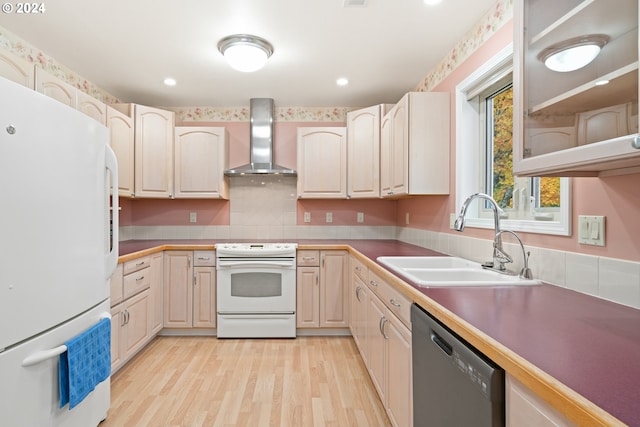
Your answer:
632,136 -> 640,149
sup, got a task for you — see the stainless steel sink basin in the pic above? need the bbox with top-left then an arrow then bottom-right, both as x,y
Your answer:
377,256 -> 540,287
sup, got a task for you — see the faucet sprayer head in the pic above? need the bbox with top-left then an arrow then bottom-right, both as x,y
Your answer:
453,216 -> 465,232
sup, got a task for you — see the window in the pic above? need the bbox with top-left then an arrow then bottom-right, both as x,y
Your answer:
455,45 -> 571,235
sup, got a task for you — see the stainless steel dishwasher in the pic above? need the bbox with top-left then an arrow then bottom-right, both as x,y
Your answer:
411,304 -> 504,427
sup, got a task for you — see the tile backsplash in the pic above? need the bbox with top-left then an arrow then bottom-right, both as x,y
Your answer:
120,210 -> 640,310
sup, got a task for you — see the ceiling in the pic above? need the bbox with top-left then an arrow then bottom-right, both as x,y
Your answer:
0,0 -> 496,108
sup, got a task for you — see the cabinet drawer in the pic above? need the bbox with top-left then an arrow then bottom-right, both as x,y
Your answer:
123,267 -> 150,299
194,250 -> 215,267
367,270 -> 386,300
368,270 -> 411,329
351,256 -> 368,283
110,263 -> 124,307
379,282 -> 412,330
123,255 -> 151,275
297,250 -> 320,266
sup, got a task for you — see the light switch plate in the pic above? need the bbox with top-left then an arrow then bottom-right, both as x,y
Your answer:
578,215 -> 605,246
303,212 -> 311,223
357,212 -> 364,223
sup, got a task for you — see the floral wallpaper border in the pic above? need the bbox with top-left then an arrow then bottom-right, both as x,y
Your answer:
0,0 -> 511,121
0,27 -> 121,105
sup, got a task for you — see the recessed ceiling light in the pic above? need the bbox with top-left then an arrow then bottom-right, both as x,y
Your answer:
423,0 -> 443,5
163,77 -> 177,87
336,77 -> 349,86
595,79 -> 610,86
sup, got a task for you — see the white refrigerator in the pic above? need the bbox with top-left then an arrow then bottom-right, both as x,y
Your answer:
0,76 -> 119,425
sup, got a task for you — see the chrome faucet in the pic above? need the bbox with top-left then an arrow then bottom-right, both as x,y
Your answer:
454,193 -> 508,271
494,229 -> 533,279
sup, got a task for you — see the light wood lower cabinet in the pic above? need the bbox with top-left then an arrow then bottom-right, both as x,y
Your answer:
296,250 -> 349,328
349,256 -> 369,363
506,374 -> 576,427
164,250 -> 216,329
356,271 -> 413,426
149,252 -> 164,334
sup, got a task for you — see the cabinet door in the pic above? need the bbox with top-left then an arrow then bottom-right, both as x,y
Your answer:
386,315 -> 412,427
506,374 -> 575,427
297,127 -> 347,198
163,251 -> 193,327
296,266 -> 320,327
380,113 -> 393,196
320,250 -> 349,327
390,97 -> 409,196
0,51 -> 34,89
366,294 -> 386,401
149,252 -> 164,334
76,90 -> 106,124
34,68 -> 75,108
110,305 -> 123,373
347,105 -> 381,198
193,266 -> 216,328
134,105 -> 175,198
107,106 -> 135,197
351,274 -> 369,363
174,126 -> 229,199
110,263 -> 124,307
122,290 -> 150,360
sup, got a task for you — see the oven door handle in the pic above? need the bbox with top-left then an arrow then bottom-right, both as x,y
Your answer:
217,261 -> 295,268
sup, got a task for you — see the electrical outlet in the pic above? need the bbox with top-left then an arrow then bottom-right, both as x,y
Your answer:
405,212 -> 410,225
450,213 -> 456,229
326,212 -> 333,223
303,212 -> 311,223
357,212 -> 364,223
189,212 -> 197,223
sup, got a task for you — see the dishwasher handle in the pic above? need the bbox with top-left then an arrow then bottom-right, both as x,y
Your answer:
431,330 -> 453,357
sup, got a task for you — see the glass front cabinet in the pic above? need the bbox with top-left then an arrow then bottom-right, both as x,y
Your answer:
514,0 -> 640,176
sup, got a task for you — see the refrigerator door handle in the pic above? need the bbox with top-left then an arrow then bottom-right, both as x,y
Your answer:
21,345 -> 67,367
21,312 -> 112,367
105,145 -> 119,278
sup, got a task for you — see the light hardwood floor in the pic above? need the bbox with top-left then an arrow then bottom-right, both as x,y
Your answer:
102,336 -> 391,427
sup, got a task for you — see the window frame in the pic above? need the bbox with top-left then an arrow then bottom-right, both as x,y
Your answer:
455,44 -> 572,236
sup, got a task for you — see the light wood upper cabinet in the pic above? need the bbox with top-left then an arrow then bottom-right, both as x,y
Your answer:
76,89 -> 106,125
35,68 -> 75,108
35,67 -> 108,124
0,51 -> 34,89
174,126 -> 229,199
513,0 -> 640,176
107,106 -> 135,197
347,105 -> 390,198
297,127 -> 347,198
380,92 -> 450,197
134,104 -> 175,198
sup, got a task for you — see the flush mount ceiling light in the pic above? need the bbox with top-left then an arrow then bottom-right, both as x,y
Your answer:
217,34 -> 274,73
538,34 -> 609,72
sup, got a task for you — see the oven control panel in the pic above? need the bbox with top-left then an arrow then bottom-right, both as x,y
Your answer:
215,243 -> 297,257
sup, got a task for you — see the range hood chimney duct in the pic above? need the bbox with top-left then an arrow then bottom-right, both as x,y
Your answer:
224,98 -> 297,176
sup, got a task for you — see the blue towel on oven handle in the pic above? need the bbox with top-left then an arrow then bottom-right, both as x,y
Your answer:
59,317 -> 111,409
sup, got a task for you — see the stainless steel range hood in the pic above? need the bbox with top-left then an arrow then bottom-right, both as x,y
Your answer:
224,98 -> 297,176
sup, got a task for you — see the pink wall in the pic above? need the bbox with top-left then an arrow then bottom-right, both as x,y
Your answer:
397,20 -> 640,262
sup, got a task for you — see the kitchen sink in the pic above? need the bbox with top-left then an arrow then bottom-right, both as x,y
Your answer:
377,256 -> 540,287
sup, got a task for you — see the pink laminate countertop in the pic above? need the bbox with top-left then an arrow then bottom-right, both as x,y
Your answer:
118,239 -> 639,426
